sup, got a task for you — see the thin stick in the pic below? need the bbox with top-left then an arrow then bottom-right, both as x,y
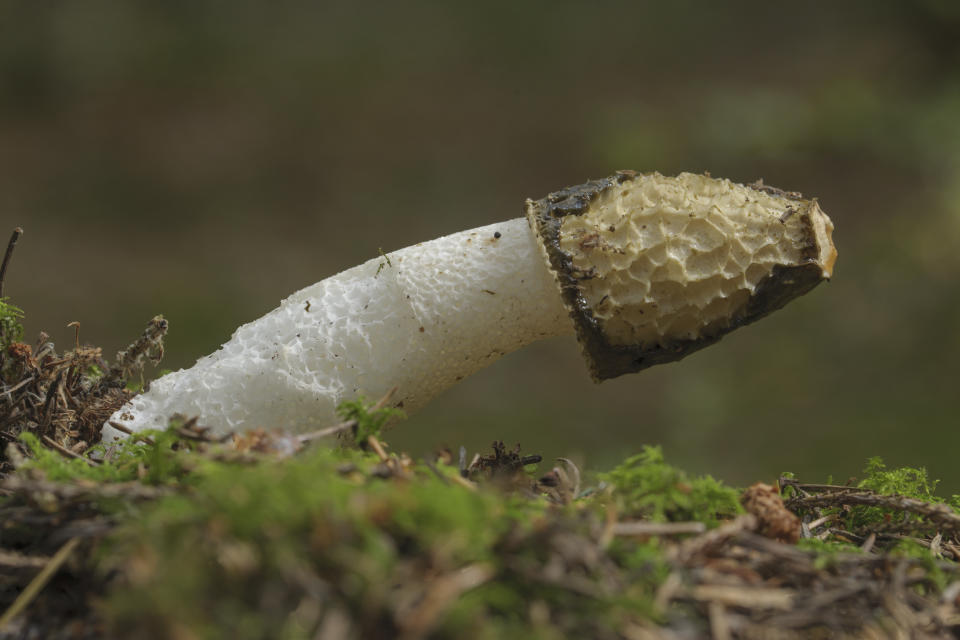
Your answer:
780,477 -> 860,493
371,385 -> 399,411
41,435 -> 100,466
0,537 -> 79,630
687,584 -> 795,610
367,435 -> 389,462
107,420 -> 136,436
0,550 -> 49,569
0,227 -> 22,299
861,532 -> 877,554
295,387 -> 399,444
397,563 -> 492,639
448,473 -> 478,492
67,321 -> 80,350
108,420 -> 155,445
789,492 -> 960,534
708,601 -> 732,640
2,375 -> 34,399
806,514 -> 835,530
296,420 -> 357,444
39,371 -> 64,431
612,521 -> 707,537
598,503 -> 617,549
421,458 -> 450,485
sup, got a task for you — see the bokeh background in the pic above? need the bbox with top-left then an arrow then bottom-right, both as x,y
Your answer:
4,2 -> 960,490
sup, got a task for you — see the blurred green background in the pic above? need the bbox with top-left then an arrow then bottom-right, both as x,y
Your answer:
4,2 -> 960,490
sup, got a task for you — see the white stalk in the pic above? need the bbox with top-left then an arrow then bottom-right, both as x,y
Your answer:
102,172 -> 836,443
103,218 -> 570,441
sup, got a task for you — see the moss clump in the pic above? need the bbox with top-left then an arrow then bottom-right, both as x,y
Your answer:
17,424 -> 200,487
599,445 -> 743,526
102,448 -> 456,638
788,457 -> 960,535
0,297 -> 24,351
0,297 -> 25,382
6,412 -> 960,639
796,537 -> 860,555
887,538 -> 950,591
849,457 -> 943,526
335,395 -> 405,445
98,443 -> 665,639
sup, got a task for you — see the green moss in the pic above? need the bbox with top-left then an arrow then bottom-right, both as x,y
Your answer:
0,297 -> 25,380
847,457 -> 954,529
785,458 -> 960,565
859,457 -> 939,500
599,445 -> 743,526
335,395 -> 405,444
18,426 -> 198,487
795,537 -> 862,570
87,431 -> 676,638
888,539 -> 949,591
22,410 -> 955,638
0,296 -> 24,350
19,432 -> 958,638
100,446 -> 509,638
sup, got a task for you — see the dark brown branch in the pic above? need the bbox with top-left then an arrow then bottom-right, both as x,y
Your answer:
39,371 -> 65,434
41,435 -> 100,467
787,491 -> 960,534
0,227 -> 22,299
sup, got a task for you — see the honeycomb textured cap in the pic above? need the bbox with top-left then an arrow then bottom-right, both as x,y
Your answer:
526,171 -> 837,380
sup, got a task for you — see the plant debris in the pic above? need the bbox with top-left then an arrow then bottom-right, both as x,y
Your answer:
741,482 -> 801,544
3,227 -> 960,639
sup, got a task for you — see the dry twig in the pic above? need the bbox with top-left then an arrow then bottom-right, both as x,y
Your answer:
0,537 -> 79,631
0,227 -> 22,299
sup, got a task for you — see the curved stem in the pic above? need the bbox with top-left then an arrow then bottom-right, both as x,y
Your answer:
103,218 -> 571,441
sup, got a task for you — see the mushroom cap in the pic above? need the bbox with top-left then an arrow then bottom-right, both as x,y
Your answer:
526,171 -> 837,380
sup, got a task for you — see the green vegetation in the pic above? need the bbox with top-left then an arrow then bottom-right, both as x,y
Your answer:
6,401 -> 960,637
25,421 -> 675,638
0,297 -> 23,350
17,427 -> 198,487
335,394 -> 405,445
796,536 -> 861,558
0,297 -> 25,381
859,457 -> 940,503
4,404 -> 713,638
600,445 -> 743,526
785,457 -> 960,540
851,457 -> 945,528
102,446 -> 498,639
2,282 -> 960,637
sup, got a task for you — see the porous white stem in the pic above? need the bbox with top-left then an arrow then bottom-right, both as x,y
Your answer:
102,218 -> 571,442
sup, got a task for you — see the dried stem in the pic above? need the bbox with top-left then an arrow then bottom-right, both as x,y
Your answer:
41,435 -> 100,466
0,227 -> 22,299
0,537 -> 79,630
108,420 -> 155,446
788,491 -> 960,534
612,521 -> 707,537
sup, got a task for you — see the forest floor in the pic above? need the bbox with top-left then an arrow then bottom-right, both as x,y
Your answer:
3,228 -> 960,639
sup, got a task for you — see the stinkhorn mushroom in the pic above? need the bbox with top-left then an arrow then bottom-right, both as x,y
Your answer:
102,171 -> 836,442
